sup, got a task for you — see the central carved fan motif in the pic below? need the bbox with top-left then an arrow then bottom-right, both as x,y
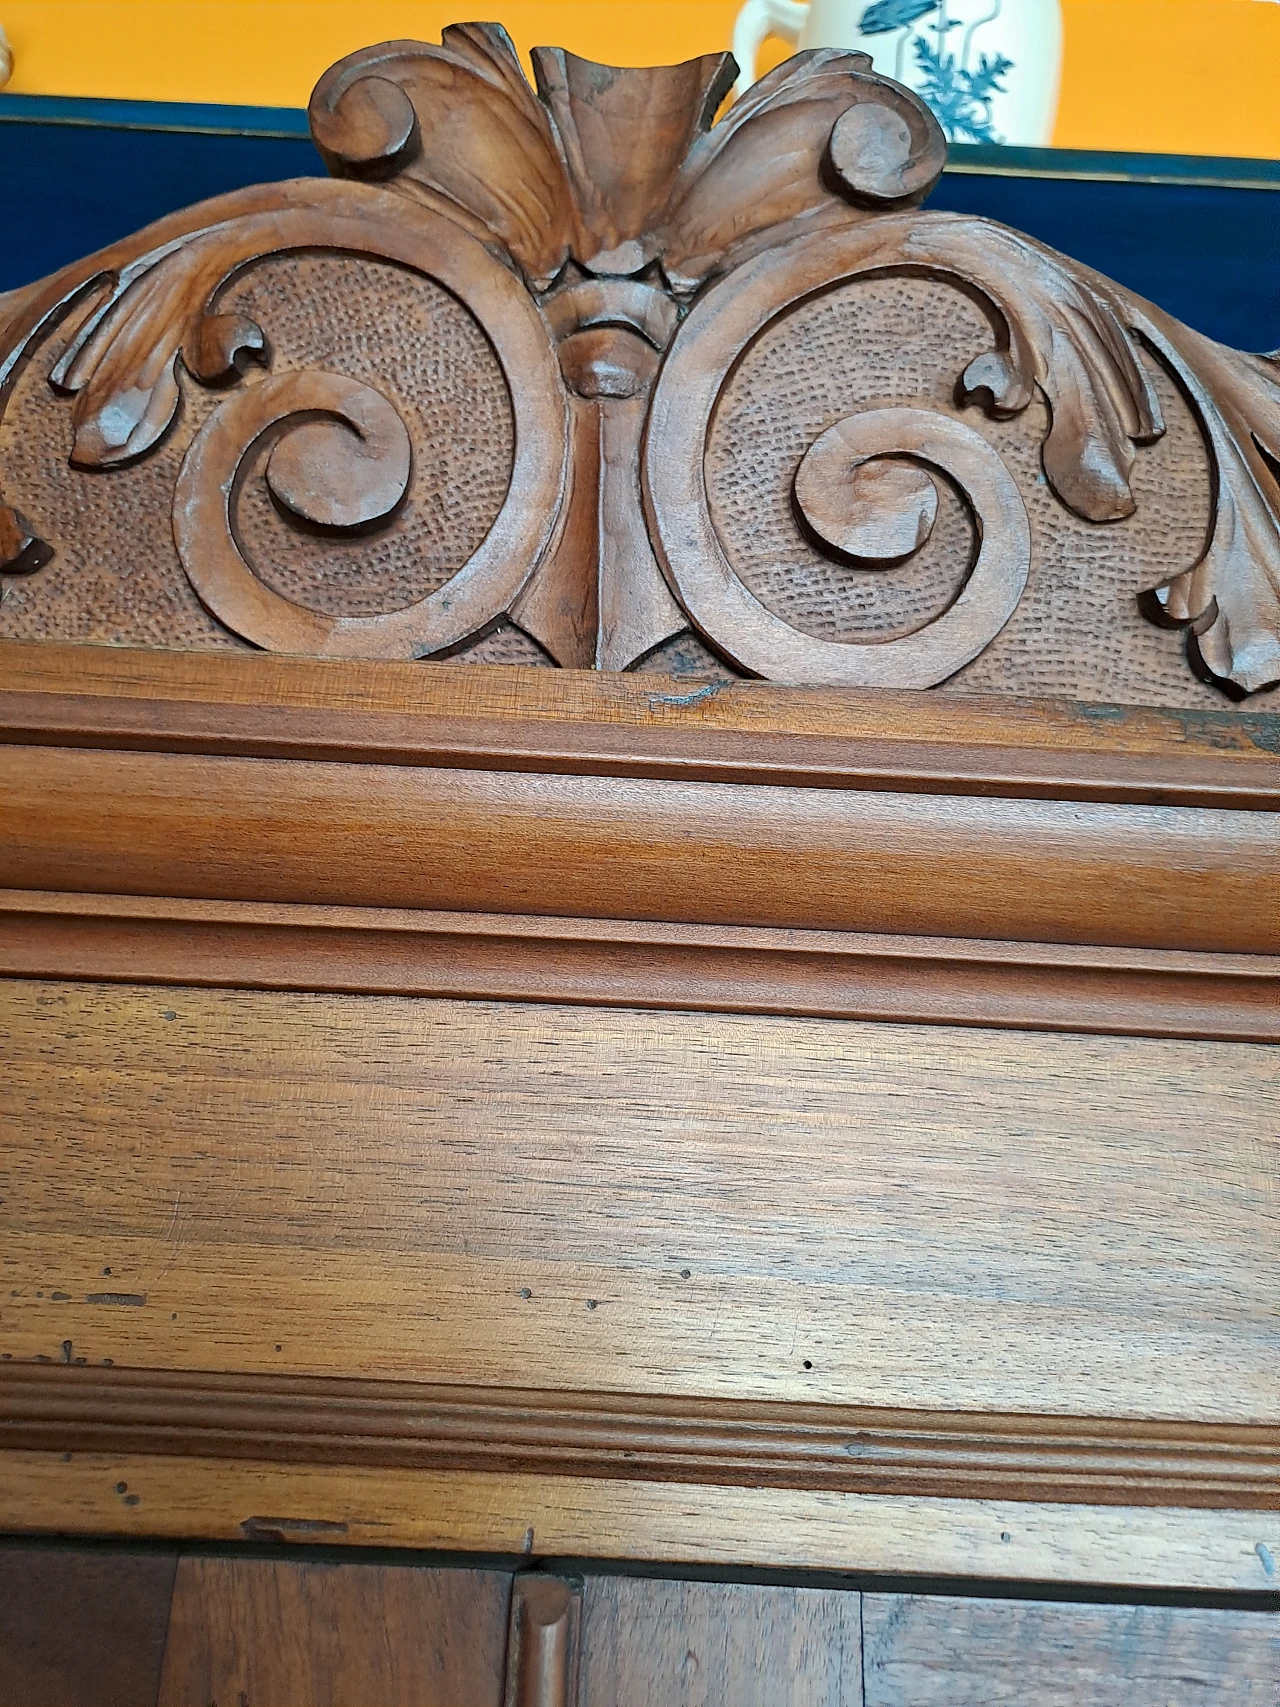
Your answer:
1,22 -> 1278,698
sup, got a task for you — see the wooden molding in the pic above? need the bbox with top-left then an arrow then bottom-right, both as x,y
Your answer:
3,643 -> 1278,811
2,647 -> 1277,963
5,1450 -> 1276,1590
3,1365 -> 1276,1512
3,891 -> 1278,1042
3,740 -> 1275,956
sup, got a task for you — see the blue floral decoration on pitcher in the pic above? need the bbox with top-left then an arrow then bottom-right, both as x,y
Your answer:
858,0 -> 1013,144
859,0 -> 939,32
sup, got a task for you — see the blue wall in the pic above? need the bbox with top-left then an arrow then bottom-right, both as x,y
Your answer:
929,170 -> 1278,354
1,103 -> 1277,354
0,118 -> 320,294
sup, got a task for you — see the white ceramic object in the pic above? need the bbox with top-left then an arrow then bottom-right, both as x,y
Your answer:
733,0 -> 1064,147
0,23 -> 13,90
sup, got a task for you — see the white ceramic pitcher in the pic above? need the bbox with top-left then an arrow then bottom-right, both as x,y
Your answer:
732,0 -> 1064,146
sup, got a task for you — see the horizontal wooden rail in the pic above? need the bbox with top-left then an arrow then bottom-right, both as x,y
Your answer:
2,743 -> 1276,953
2,643 -> 1278,809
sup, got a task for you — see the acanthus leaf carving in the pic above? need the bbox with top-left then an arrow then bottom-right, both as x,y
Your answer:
657,55 -> 946,291
309,30 -> 947,292
50,231 -> 272,469
883,219 -> 1280,695
0,23 -> 1278,699
895,217 -> 1165,523
2,177 -> 568,657
0,502 -> 52,577
309,24 -> 578,291
1132,318 -> 1280,697
7,184 -> 378,473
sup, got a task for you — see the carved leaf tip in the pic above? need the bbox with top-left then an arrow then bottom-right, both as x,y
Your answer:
312,74 -> 421,179
1131,320 -> 1280,698
660,52 -> 944,290
0,502 -> 53,576
306,27 -> 575,288
69,368 -> 181,469
906,219 -> 1163,524
826,69 -> 946,206
184,312 -> 270,385
1182,570 -> 1280,698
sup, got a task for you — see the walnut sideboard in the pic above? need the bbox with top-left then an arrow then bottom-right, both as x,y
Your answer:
0,24 -> 1277,1693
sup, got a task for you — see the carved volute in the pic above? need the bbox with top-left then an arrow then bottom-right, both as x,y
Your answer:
1,22 -> 1278,703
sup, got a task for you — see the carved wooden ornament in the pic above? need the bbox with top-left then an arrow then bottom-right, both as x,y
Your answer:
1,23 -> 1279,700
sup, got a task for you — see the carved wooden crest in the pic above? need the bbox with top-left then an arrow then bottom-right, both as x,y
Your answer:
1,23 -> 1278,701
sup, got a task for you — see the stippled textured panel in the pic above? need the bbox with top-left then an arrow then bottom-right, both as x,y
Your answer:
705,274 -> 1219,707
0,254 -> 515,645
0,291 -> 240,652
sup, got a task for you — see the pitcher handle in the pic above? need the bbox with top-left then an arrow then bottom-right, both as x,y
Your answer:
731,0 -> 810,97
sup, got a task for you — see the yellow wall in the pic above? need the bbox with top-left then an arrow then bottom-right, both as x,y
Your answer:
2,0 -> 1278,158
1055,1 -> 1280,157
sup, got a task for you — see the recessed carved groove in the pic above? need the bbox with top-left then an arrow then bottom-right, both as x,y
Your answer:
505,1577 -> 580,1707
3,892 -> 1278,1043
2,1364 -> 1276,1510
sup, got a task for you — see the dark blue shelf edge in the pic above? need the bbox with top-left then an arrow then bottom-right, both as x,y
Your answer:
0,92 -> 311,139
3,93 -> 1279,186
946,144 -> 1280,191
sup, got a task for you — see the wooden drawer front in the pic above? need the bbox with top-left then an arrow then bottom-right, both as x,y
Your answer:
3,977 -> 1277,1424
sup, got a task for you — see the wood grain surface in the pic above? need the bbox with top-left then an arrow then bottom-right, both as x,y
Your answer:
3,744 -> 1277,953
862,1593 -> 1280,1705
576,1575 -> 862,1707
4,24 -> 1280,1638
3,642 -> 1276,756
156,1555 -> 511,1707
0,1541 -> 177,1707
4,641 -> 1279,809
4,1452 -> 1279,1591
2,979 -> 1276,1424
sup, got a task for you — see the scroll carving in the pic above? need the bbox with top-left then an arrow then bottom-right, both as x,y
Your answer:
1,20 -> 1278,700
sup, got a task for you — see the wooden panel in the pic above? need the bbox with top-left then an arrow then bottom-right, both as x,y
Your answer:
577,1575 -> 862,1707
0,1540 -> 176,1707
863,1593 -> 1280,1705
4,641 -> 1278,810
155,1555 -> 511,1707
4,1452 -> 1278,1591
2,980 -> 1276,1422
3,744 -> 1277,953
5,891 -> 1280,1045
